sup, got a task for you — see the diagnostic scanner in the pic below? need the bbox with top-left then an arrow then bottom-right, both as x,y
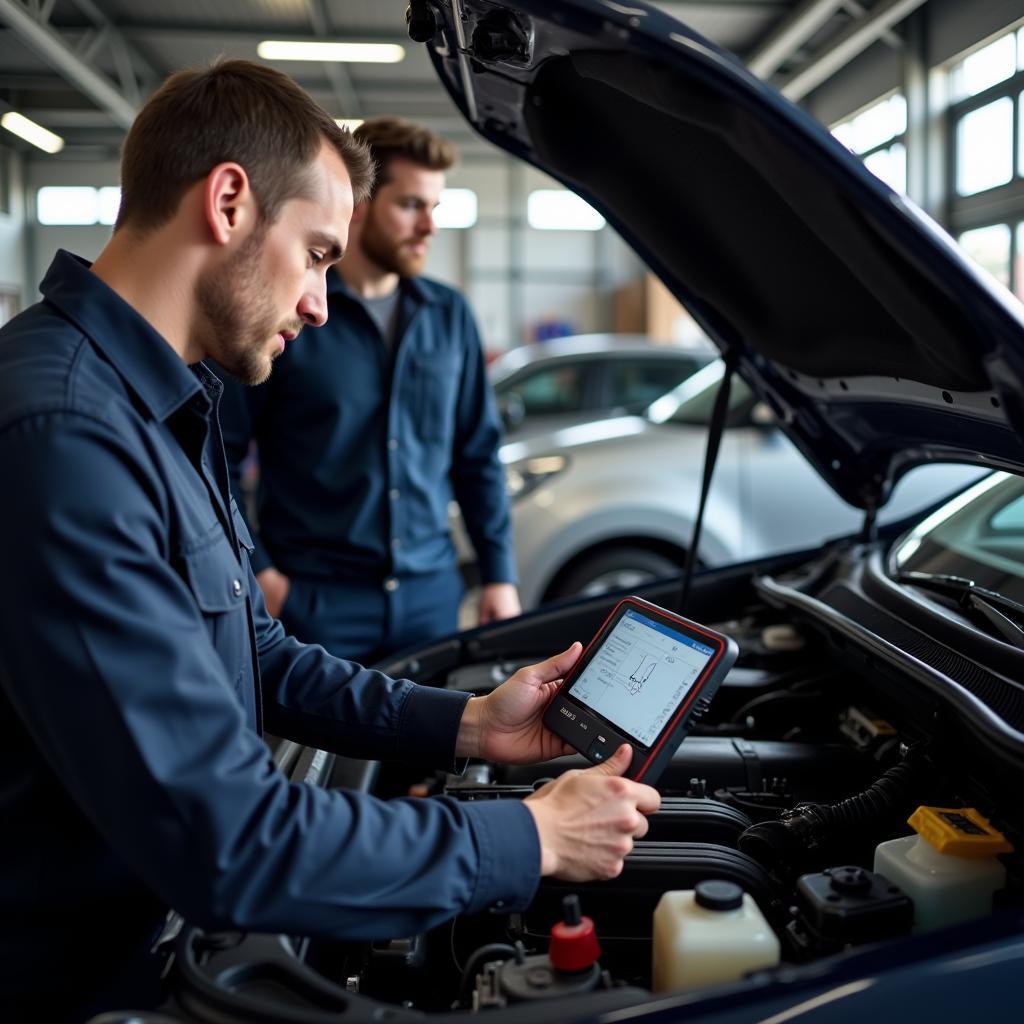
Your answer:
542,596 -> 736,786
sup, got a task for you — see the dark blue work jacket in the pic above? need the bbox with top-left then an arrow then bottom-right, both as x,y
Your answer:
218,271 -> 515,585
0,252 -> 538,1020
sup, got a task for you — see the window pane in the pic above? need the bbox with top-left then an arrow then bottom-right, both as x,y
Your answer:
527,190 -> 605,231
510,363 -> 588,415
607,358 -> 701,411
863,142 -> 906,194
433,188 -> 477,229
951,33 -> 1016,101
97,186 -> 121,226
834,94 -> 906,155
1019,94 -> 1024,178
1014,223 -> 1024,304
956,97 -> 1014,195
958,223 -> 1011,288
37,186 -> 99,225
669,376 -> 751,426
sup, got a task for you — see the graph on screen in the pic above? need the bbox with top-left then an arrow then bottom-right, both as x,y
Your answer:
569,610 -> 714,747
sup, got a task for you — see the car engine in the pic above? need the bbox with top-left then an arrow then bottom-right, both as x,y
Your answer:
123,543 -> 1024,1024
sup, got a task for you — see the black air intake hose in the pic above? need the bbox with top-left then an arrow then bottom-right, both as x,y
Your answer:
738,754 -> 926,876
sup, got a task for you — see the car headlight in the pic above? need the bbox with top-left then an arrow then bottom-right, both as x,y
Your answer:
505,454 -> 569,501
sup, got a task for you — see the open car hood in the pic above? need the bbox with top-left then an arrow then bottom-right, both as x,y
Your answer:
419,0 -> 1024,511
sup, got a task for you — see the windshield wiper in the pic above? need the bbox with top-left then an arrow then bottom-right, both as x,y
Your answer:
894,571 -> 1024,651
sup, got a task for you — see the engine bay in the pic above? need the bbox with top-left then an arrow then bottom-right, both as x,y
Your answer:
143,544 -> 1024,1023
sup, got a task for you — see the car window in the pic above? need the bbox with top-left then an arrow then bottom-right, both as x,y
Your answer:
890,472 -> 1024,599
606,357 -> 704,411
502,362 -> 589,415
666,374 -> 753,426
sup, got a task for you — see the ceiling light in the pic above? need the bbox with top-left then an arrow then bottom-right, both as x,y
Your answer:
258,41 -> 405,63
335,119 -> 365,131
1,111 -> 64,154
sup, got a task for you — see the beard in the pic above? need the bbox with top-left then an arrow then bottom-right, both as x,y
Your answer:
360,208 -> 429,279
194,229 -> 295,387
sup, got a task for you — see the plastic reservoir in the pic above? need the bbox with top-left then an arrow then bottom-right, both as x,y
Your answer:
874,806 -> 1011,934
652,880 -> 780,992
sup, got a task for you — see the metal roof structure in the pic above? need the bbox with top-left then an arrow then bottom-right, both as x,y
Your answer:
0,0 -> 915,161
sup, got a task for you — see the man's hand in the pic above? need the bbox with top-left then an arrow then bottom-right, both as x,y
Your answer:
256,567 -> 290,619
524,745 -> 661,880
456,642 -> 582,763
477,582 -> 521,624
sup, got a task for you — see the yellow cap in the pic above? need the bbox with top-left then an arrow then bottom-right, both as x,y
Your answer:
908,806 -> 1013,858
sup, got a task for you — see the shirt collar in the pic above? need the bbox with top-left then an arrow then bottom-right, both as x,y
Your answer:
40,250 -> 203,423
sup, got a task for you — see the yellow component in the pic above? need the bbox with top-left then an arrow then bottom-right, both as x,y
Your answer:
908,806 -> 1014,858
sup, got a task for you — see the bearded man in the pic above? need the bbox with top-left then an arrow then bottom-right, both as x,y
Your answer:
219,117 -> 521,664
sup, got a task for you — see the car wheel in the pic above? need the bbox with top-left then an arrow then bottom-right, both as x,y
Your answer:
548,546 -> 683,601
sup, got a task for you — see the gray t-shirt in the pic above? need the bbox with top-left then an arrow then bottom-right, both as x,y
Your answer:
360,288 -> 403,354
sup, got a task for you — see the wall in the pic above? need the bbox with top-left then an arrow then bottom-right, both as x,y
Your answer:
26,158 -> 120,294
425,156 -> 643,355
0,146 -> 27,320
23,151 -> 644,356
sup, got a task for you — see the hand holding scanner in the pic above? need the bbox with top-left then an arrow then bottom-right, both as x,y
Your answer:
542,596 -> 737,786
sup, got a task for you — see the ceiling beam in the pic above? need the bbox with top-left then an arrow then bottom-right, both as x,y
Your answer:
304,0 -> 362,119
747,0 -> 847,78
779,0 -> 925,100
0,0 -> 137,128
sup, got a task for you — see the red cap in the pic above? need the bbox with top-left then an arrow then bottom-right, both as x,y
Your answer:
549,916 -> 601,972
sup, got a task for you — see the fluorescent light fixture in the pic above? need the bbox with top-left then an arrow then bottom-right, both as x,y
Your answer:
433,188 -> 478,229
37,187 -> 98,225
258,40 -> 405,63
335,118 -> 364,132
527,189 -> 605,231
1,111 -> 64,154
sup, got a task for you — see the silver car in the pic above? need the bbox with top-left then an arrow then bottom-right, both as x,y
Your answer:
490,333 -> 715,442
503,361 -> 985,607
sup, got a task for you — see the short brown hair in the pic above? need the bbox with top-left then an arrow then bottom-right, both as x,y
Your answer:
354,116 -> 456,195
116,59 -> 375,233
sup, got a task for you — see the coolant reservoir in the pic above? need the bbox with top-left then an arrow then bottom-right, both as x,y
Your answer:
652,880 -> 780,992
873,806 -> 1012,933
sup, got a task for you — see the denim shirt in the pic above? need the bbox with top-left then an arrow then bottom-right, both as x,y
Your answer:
0,252 -> 539,1016
217,271 -> 516,585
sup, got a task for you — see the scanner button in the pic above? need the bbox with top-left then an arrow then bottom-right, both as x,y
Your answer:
587,735 -> 614,763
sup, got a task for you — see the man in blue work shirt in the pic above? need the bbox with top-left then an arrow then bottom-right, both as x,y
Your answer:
0,61 -> 658,1023
219,116 -> 520,664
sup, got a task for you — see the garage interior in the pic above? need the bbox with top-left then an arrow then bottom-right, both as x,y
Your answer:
2,0 -> 1023,349
4,2 -> 1024,1022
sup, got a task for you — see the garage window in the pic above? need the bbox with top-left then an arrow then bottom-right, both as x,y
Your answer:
37,186 -> 120,225
832,92 -> 906,195
948,24 -> 1024,299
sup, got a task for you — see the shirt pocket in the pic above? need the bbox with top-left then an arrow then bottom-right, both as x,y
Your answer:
411,351 -> 457,443
180,523 -> 251,704
182,534 -> 249,613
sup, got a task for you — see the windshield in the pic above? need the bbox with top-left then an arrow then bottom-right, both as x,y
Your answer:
889,472 -> 1024,605
646,361 -> 753,426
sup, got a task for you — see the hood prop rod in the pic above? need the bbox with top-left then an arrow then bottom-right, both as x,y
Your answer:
860,502 -> 879,544
679,349 -> 739,614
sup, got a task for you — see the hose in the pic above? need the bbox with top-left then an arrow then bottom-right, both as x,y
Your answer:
739,751 -> 927,875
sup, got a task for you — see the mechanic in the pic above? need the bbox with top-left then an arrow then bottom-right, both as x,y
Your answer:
0,61 -> 659,1023
217,115 -> 520,664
